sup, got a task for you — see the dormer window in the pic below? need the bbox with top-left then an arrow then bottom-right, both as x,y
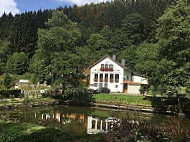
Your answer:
109,64 -> 113,71
105,64 -> 108,68
109,64 -> 113,69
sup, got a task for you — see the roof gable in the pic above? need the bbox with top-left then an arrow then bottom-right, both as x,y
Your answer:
89,55 -> 127,69
84,55 -> 132,75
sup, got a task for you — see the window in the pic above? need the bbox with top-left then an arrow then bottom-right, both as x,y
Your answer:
104,83 -> 108,88
110,74 -> 114,83
89,84 -> 94,87
99,83 -> 103,88
94,83 -> 98,87
100,74 -> 103,82
100,64 -> 105,71
94,74 -> 98,82
109,64 -> 113,69
115,74 -> 119,83
105,64 -> 108,68
92,120 -> 96,129
105,74 -> 108,82
127,76 -> 129,80
115,85 -> 118,88
124,75 -> 129,81
97,121 -> 101,129
108,64 -> 113,71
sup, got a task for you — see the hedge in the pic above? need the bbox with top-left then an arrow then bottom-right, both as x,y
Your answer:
0,90 -> 23,98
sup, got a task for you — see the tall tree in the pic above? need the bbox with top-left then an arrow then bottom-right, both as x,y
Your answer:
156,0 -> 190,90
30,10 -> 82,87
6,52 -> 29,75
136,0 -> 190,94
122,13 -> 147,44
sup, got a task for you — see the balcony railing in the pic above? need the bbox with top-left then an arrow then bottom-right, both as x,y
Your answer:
115,79 -> 119,83
110,79 -> 114,83
100,68 -> 113,72
99,78 -> 103,82
104,78 -> 108,82
94,79 -> 98,82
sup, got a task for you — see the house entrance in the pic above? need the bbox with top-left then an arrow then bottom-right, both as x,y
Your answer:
123,84 -> 128,93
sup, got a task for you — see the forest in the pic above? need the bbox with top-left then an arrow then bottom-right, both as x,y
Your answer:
0,0 -> 190,95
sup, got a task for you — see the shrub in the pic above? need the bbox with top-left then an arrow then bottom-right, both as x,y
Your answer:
105,118 -> 170,142
146,96 -> 190,117
0,90 -> 23,99
3,73 -> 12,89
63,88 -> 94,106
139,86 -> 146,95
43,88 -> 94,106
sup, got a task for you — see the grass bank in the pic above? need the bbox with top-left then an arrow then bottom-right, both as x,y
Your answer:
93,94 -> 151,106
0,120 -> 102,142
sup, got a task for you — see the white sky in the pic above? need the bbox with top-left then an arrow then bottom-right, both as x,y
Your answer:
0,0 -> 20,16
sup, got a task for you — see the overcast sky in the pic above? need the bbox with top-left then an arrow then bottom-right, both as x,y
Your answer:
0,0 -> 112,16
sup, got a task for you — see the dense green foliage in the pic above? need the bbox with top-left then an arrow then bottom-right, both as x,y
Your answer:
3,74 -> 12,89
6,52 -> 28,75
63,88 -> 94,105
0,90 -> 23,99
30,10 -> 82,86
0,0 -> 190,97
136,0 -> 190,95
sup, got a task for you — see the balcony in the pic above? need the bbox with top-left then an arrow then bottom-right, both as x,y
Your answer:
110,79 -> 114,83
115,79 -> 119,83
94,79 -> 98,82
100,68 -> 113,72
99,78 -> 103,82
104,78 -> 108,82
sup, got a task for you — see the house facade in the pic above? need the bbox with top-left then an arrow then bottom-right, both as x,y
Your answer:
84,55 -> 148,94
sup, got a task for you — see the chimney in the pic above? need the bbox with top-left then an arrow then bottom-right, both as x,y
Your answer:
121,58 -> 126,66
112,55 -> 117,61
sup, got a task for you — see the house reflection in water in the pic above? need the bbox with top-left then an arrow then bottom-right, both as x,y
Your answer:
34,111 -> 118,134
87,116 -> 118,134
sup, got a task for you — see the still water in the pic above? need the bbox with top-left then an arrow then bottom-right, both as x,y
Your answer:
0,106 -> 190,135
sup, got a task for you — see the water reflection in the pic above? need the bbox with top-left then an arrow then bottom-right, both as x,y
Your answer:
34,111 -> 118,134
87,116 -> 119,134
1,106 -> 190,135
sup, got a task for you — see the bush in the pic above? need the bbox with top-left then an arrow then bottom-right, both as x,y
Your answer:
3,73 -> 12,89
0,90 -> 23,99
149,96 -> 167,112
146,96 -> 190,116
63,88 -> 94,106
139,86 -> 147,95
105,118 -> 170,142
43,88 -> 94,106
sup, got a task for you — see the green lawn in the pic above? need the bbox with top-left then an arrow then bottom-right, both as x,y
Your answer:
0,120 -> 103,142
93,94 -> 151,106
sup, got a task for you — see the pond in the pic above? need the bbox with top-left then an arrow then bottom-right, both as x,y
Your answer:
0,106 -> 190,135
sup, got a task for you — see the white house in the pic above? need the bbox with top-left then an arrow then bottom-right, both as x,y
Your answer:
84,55 -> 148,94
